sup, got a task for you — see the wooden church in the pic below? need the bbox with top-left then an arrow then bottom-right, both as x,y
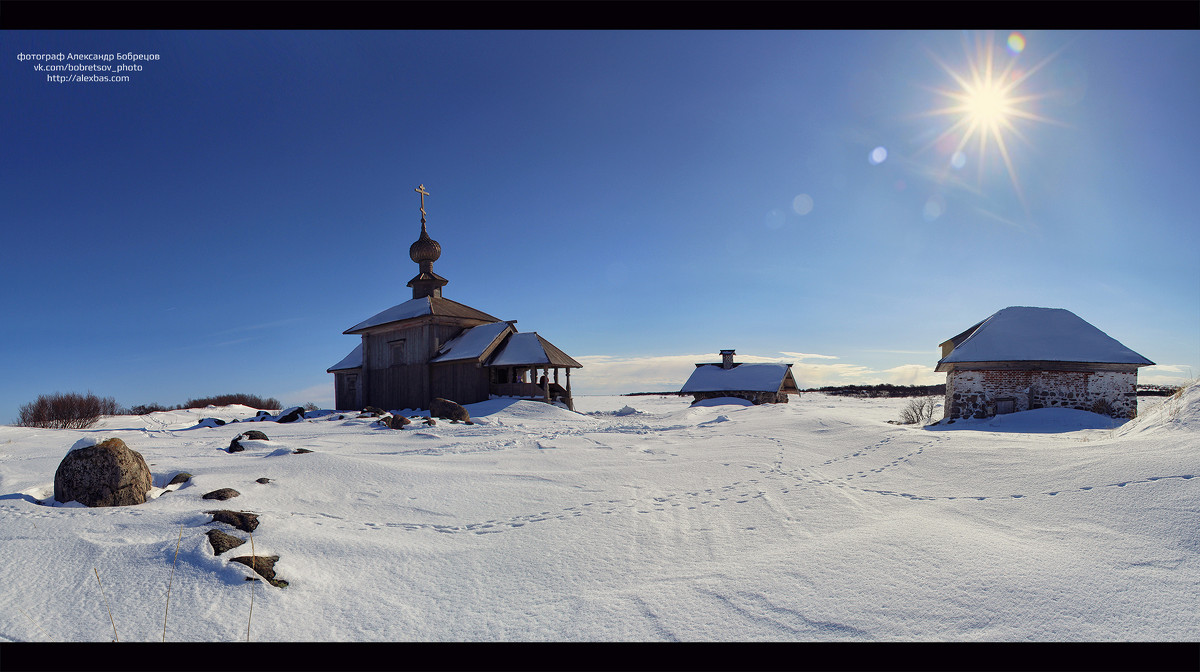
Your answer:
328,185 -> 582,412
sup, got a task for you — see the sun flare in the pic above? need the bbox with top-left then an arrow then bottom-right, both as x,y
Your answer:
920,32 -> 1064,208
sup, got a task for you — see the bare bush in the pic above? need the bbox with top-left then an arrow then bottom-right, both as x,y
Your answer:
178,394 -> 282,411
16,391 -> 119,429
899,396 -> 939,425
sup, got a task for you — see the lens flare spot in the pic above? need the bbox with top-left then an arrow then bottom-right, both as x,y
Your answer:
765,208 -> 786,230
923,195 -> 946,222
869,146 -> 888,165
1007,32 -> 1026,54
792,193 -> 814,216
951,151 -> 967,169
894,179 -> 907,192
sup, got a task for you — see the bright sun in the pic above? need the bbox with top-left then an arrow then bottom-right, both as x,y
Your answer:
921,32 -> 1063,207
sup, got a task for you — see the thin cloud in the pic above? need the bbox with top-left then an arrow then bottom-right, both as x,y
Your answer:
571,353 -> 944,394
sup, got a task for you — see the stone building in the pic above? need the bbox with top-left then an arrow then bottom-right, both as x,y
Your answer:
680,350 -> 801,405
935,306 -> 1154,420
328,185 -> 581,412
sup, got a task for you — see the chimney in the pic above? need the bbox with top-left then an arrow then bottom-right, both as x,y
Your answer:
720,349 -> 735,369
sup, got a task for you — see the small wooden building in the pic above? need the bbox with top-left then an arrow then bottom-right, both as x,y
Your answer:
935,306 -> 1153,420
680,350 -> 801,405
328,186 -> 581,412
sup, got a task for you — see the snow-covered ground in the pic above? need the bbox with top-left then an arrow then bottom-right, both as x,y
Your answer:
1,387 -> 1197,642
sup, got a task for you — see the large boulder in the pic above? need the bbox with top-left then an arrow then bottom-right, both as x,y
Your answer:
430,398 -> 472,424
53,438 -> 153,507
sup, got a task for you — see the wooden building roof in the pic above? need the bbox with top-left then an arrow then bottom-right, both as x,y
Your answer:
327,343 -> 363,372
344,296 -> 501,334
681,362 -> 799,394
430,321 -> 517,365
488,332 -> 582,368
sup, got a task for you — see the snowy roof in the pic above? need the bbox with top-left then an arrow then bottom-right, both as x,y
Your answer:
937,306 -> 1154,369
430,321 -> 516,364
488,332 -> 582,368
327,343 -> 363,372
345,296 -> 500,334
681,363 -> 795,393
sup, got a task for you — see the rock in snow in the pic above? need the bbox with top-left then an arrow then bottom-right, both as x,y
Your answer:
53,438 -> 153,507
430,398 -> 471,424
206,529 -> 247,555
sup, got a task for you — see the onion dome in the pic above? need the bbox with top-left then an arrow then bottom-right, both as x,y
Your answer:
409,223 -> 442,265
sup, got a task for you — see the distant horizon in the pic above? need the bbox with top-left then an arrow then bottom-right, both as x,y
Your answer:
3,29 -> 1197,422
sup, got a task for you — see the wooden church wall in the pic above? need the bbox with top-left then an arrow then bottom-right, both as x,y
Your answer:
431,362 -> 491,406
360,322 -> 487,411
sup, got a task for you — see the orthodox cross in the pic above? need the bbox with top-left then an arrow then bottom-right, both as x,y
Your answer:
415,184 -> 430,226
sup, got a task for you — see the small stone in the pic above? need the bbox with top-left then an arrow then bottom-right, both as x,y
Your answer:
276,407 -> 305,423
202,488 -> 240,501
207,510 -> 259,533
167,472 -> 193,486
255,477 -> 271,484
430,398 -> 470,423
230,554 -> 283,585
206,529 -> 246,555
292,448 -> 313,454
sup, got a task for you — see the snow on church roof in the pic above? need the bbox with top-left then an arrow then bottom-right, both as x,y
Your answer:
488,332 -> 582,368
327,343 -> 363,372
430,321 -> 515,364
681,363 -> 794,393
344,296 -> 500,334
937,306 -> 1154,368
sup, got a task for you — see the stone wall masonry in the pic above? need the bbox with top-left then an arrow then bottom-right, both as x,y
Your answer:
691,390 -> 790,405
945,367 -> 1138,420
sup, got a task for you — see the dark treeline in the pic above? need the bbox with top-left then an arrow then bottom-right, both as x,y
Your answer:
1137,385 -> 1186,397
803,384 -> 946,398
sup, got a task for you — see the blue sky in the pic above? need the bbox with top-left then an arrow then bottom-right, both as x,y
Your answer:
2,29 -> 1197,418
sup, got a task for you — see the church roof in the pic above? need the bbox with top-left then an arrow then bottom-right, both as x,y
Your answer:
344,296 -> 500,334
488,332 -> 582,368
936,306 -> 1154,370
430,321 -> 516,364
681,362 -> 796,393
327,343 -> 363,372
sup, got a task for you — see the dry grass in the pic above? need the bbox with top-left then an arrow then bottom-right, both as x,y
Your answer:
17,606 -> 50,641
246,530 -> 257,642
93,567 -> 118,642
162,524 -> 183,642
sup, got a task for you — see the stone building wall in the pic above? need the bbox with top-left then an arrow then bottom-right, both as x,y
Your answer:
690,390 -> 790,405
945,368 -> 1137,420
